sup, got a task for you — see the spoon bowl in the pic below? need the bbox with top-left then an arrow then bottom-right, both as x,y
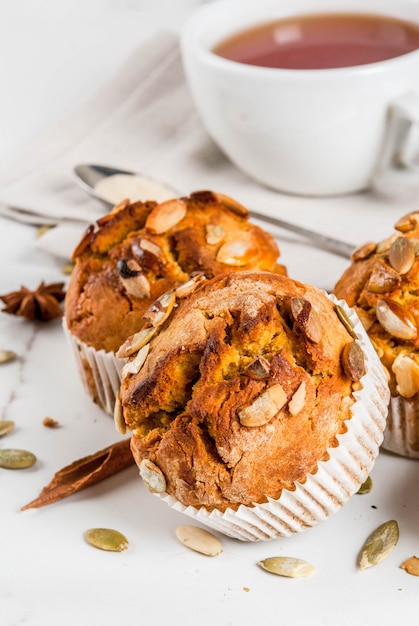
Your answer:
74,164 -> 133,204
74,164 -> 177,208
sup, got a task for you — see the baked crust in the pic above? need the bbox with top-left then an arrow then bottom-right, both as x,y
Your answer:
65,192 -> 285,353
120,271 -> 356,512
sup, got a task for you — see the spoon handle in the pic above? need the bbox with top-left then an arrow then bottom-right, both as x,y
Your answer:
248,210 -> 355,259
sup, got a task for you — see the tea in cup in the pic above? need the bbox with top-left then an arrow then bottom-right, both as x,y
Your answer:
181,0 -> 419,196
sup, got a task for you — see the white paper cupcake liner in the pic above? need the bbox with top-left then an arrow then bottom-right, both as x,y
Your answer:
63,319 -> 125,416
153,295 -> 389,541
382,395 -> 419,458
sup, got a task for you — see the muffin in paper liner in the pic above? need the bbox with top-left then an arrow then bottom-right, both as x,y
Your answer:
63,318 -> 124,416
64,192 -> 285,415
127,290 -> 389,542
382,396 -> 419,458
333,211 -> 419,459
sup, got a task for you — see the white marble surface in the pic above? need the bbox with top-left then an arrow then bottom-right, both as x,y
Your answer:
1,2 -> 419,625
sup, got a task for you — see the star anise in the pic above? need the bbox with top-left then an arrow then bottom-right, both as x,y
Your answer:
0,281 -> 66,321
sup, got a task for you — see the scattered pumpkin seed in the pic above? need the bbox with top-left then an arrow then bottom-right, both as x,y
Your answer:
375,299 -> 417,341
357,476 -> 373,494
0,449 -> 37,469
205,223 -> 225,245
243,356 -> 272,380
341,341 -> 366,382
0,420 -> 15,437
145,198 -> 187,234
174,272 -> 206,299
113,392 -> 126,435
61,261 -> 75,275
175,525 -> 223,557
139,458 -> 166,493
36,224 -> 54,238
336,305 -> 357,339
388,236 -> 415,274
0,349 -> 17,364
358,520 -> 399,570
290,296 -> 323,343
84,528 -> 129,552
351,241 -> 377,261
238,382 -> 287,427
258,556 -> 315,578
394,211 -> 419,233
401,555 -> 419,576
367,263 -> 401,294
117,258 -> 151,299
392,353 -> 419,399
42,416 -> 59,428
216,236 -> 258,266
288,381 -> 307,416
116,326 -> 156,359
121,343 -> 150,377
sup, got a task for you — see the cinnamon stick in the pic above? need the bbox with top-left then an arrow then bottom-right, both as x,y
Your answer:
21,438 -> 135,510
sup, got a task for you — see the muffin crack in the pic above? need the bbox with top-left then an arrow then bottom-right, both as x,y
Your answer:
122,271 -> 359,513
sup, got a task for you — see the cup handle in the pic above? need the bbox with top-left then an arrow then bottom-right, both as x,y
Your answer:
372,92 -> 419,197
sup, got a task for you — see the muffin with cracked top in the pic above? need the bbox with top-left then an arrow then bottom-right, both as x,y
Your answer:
117,270 -> 389,541
64,191 -> 285,414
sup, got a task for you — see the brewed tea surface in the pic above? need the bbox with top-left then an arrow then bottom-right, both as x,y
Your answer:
213,13 -> 419,69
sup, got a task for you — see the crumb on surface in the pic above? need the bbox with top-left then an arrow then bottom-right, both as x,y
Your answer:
42,416 -> 60,428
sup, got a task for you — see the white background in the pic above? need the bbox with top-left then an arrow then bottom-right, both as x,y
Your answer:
1,2 -> 419,625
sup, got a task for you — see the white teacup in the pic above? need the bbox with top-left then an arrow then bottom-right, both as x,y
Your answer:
181,0 -> 419,196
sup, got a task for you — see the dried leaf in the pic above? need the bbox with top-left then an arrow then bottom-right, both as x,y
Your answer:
21,438 -> 134,510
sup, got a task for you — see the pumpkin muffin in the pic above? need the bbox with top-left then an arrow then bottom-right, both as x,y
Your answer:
64,191 -> 285,414
334,210 -> 419,458
117,271 -> 388,540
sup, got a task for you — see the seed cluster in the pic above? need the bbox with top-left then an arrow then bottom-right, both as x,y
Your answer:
173,516 -> 413,579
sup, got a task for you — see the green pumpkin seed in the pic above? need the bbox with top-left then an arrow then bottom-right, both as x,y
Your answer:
0,420 -> 15,437
61,261 -> 75,275
0,350 -> 17,364
258,556 -> 315,578
84,528 -> 129,552
357,476 -> 373,494
335,305 -> 357,339
358,520 -> 399,570
0,449 -> 37,469
36,224 -> 54,238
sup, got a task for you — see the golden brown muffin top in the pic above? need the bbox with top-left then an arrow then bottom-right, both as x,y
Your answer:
65,191 -> 285,353
119,271 -> 361,512
333,211 -> 419,398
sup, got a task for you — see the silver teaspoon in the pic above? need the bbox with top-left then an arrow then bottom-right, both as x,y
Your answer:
73,163 -> 355,258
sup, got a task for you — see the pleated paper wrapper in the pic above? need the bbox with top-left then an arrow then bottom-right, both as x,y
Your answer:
382,395 -> 419,458
63,318 -> 124,416
154,295 -> 390,541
